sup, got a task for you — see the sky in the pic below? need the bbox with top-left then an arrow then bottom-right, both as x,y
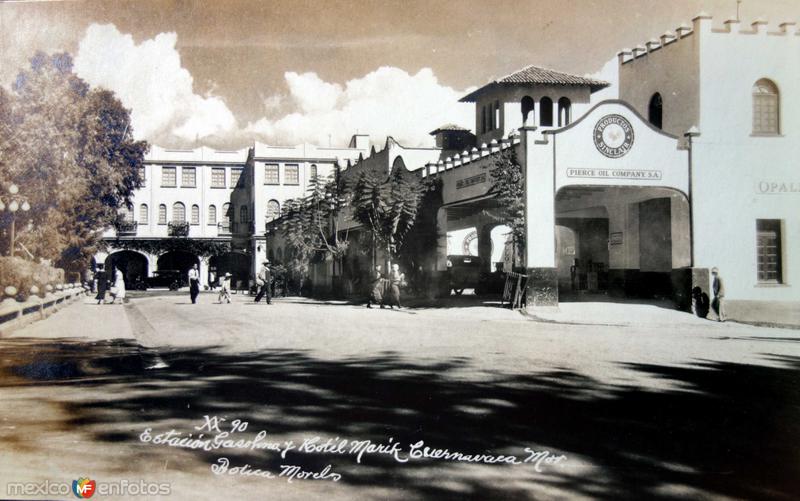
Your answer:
1,0 -> 799,149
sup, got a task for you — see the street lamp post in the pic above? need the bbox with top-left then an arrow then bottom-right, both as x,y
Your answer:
0,184 -> 31,257
684,126 -> 700,267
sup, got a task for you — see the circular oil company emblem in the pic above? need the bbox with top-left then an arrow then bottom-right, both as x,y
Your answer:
593,114 -> 634,158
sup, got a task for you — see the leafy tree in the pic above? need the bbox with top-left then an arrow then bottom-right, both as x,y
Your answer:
0,52 -> 147,272
279,171 -> 350,278
485,148 -> 525,265
350,167 -> 429,266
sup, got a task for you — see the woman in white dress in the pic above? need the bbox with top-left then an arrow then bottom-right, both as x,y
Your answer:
108,266 -> 126,304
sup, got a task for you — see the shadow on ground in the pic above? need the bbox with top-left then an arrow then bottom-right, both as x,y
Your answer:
0,338 -> 798,500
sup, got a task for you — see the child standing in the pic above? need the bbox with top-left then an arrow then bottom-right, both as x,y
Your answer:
218,272 -> 232,304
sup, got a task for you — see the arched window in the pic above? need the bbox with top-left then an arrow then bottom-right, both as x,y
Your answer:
158,204 -> 167,224
266,200 -> 280,222
222,203 -> 230,224
521,96 -> 535,126
172,202 -> 185,223
207,205 -> 217,225
139,204 -> 149,224
190,204 -> 200,225
557,97 -> 572,127
310,164 -> 318,180
752,79 -> 779,134
648,93 -> 663,129
120,206 -> 133,222
240,205 -> 248,223
539,97 -> 553,127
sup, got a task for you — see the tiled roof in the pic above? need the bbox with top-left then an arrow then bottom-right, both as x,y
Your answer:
460,65 -> 610,102
429,124 -> 471,135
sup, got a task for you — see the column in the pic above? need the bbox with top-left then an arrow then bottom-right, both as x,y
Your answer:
199,256 -> 209,288
520,126 -> 558,307
477,224 -> 493,272
435,207 -> 449,272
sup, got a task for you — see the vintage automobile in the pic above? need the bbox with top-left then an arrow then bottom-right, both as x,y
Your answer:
145,270 -> 186,290
446,255 -> 485,295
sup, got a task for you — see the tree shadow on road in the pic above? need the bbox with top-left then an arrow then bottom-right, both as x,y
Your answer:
0,337 -> 798,500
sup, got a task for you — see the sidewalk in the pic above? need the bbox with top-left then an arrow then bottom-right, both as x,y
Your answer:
527,300 -> 722,328
9,297 -> 135,340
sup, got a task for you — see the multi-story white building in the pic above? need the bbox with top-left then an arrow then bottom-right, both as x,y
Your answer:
617,14 -> 799,308
96,137 -> 369,289
230,136 -> 369,277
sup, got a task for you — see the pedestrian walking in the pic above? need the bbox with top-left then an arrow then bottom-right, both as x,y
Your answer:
387,263 -> 405,309
108,266 -> 126,304
188,263 -> 200,304
366,264 -> 385,309
208,270 -> 217,291
94,265 -> 108,304
218,272 -> 232,304
711,267 -> 726,322
254,259 -> 272,304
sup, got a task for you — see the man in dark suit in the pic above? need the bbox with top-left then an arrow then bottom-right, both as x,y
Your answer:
254,259 -> 272,304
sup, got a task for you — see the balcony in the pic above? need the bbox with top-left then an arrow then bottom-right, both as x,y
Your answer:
168,221 -> 190,237
115,221 -> 137,236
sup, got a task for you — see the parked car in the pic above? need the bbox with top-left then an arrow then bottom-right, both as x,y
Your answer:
146,270 -> 186,290
446,255 -> 485,295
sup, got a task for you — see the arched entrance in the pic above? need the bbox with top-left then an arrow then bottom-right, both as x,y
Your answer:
157,251 -> 199,278
105,250 -> 149,286
208,252 -> 250,289
555,186 -> 690,302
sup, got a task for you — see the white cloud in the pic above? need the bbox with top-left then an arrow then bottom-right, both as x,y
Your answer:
247,67 -> 475,147
73,24 -> 474,148
73,23 -> 237,144
587,56 -> 619,103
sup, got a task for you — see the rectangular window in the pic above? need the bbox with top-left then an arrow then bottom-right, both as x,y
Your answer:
757,219 -> 783,283
181,167 -> 196,187
265,164 -> 279,185
161,166 -> 176,187
211,168 -> 226,188
230,168 -> 242,187
284,164 -> 299,185
138,166 -> 146,187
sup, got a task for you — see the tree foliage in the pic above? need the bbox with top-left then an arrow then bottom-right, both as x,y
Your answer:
350,167 -> 429,262
0,52 -> 147,272
279,171 -> 349,277
485,148 -> 525,250
110,238 -> 231,258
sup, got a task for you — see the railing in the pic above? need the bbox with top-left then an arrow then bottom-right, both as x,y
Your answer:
115,221 -> 137,236
168,221 -> 190,237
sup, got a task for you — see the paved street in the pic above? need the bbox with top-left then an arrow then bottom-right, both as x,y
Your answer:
1,291 -> 799,500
